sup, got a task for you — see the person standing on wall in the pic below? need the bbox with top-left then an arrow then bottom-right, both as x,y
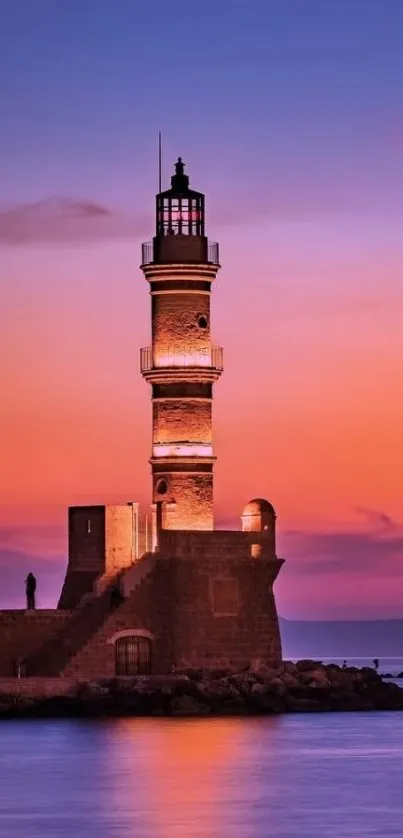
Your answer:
25,573 -> 37,610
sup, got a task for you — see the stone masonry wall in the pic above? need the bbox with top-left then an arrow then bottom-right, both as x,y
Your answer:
105,505 -> 135,575
152,291 -> 211,358
167,555 -> 283,670
59,537 -> 282,678
156,472 -> 214,530
0,611 -> 72,677
61,555 -> 176,679
68,506 -> 105,572
153,399 -> 212,444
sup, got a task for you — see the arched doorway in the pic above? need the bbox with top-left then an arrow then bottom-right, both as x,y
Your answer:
115,634 -> 152,676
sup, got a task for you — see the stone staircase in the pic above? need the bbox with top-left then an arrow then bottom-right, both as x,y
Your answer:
25,553 -> 158,677
60,552 -> 158,678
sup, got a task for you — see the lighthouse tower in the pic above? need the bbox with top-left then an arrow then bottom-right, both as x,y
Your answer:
140,158 -> 223,532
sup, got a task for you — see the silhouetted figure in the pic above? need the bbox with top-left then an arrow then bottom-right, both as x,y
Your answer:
25,573 -> 36,610
373,658 -> 379,672
110,585 -> 124,611
342,660 -> 347,669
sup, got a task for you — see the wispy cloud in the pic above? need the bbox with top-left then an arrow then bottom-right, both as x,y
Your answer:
281,508 -> 403,578
0,197 -> 149,245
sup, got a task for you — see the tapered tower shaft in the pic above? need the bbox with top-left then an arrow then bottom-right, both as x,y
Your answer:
140,158 -> 222,531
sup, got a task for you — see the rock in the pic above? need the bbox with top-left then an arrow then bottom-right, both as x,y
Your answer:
194,678 -> 246,713
170,695 -> 211,716
251,664 -> 280,682
297,659 -> 322,672
283,661 -> 299,676
196,678 -> 239,702
298,669 -> 331,689
248,683 -> 285,713
0,663 -> 403,718
328,692 -> 374,712
280,672 -> 300,689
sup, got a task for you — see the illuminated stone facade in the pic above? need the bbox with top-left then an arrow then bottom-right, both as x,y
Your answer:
141,159 -> 222,532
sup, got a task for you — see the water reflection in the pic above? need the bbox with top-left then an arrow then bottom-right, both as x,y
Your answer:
0,714 -> 403,837
106,718 -> 269,837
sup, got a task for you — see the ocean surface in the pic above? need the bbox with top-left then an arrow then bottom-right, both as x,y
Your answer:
1,713 -> 403,837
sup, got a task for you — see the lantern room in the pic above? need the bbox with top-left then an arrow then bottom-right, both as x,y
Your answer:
141,157 -> 219,266
156,157 -> 205,237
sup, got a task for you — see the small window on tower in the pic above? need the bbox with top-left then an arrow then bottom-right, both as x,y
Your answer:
87,519 -> 91,535
197,314 -> 208,330
156,479 -> 168,496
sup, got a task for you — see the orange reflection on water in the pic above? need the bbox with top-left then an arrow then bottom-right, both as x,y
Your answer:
106,717 -> 249,838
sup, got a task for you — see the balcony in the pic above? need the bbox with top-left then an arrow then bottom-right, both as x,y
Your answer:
152,443 -> 213,459
140,345 -> 223,374
141,239 -> 219,267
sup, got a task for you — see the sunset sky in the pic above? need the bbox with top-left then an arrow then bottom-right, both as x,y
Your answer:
1,0 -> 402,617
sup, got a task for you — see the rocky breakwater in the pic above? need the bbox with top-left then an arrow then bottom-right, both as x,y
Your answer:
1,661 -> 403,718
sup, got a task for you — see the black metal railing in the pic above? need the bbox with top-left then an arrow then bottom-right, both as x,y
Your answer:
207,240 -> 219,265
141,239 -> 219,266
141,241 -> 154,265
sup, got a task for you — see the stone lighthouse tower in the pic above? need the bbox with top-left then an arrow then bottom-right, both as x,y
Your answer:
140,157 -> 223,532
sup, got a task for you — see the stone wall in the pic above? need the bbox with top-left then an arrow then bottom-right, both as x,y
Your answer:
159,529 -> 277,560
0,611 -> 72,676
166,555 -> 283,670
0,678 -> 77,698
61,554 -> 175,679
59,504 -> 137,608
105,505 -> 135,575
153,398 -> 212,444
158,472 -> 214,531
68,505 -> 105,572
152,288 -> 211,359
59,532 -> 283,678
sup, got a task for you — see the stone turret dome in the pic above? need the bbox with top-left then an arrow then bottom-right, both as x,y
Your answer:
241,498 -> 276,532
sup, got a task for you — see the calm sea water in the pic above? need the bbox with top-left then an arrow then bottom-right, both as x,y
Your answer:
1,714 -> 403,837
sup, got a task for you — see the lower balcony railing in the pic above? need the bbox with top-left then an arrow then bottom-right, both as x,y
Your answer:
140,345 -> 223,373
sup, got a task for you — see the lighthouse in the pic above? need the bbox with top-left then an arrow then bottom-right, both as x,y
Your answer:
140,157 -> 223,533
56,154 -> 284,675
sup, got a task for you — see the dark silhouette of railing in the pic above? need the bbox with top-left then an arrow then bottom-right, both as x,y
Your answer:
141,239 -> 219,266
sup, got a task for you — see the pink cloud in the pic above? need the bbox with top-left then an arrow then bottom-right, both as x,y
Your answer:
0,197 -> 149,245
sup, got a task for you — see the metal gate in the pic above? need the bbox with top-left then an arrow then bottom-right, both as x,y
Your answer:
115,635 -> 152,676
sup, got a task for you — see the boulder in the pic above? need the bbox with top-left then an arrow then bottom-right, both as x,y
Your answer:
297,659 -> 323,672
248,683 -> 285,713
298,669 -> 331,689
227,673 -> 254,697
280,672 -> 300,689
249,663 -> 280,682
282,661 -> 299,676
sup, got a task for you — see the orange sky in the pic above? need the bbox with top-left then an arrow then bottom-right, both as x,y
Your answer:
1,217 -> 403,617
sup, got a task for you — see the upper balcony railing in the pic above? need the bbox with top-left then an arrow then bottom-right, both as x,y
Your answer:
140,345 -> 223,374
141,239 -> 219,267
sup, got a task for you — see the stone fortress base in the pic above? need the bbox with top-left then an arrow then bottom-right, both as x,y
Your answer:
0,499 -> 283,679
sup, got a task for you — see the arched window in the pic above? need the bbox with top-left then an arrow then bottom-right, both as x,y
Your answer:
115,635 -> 152,676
